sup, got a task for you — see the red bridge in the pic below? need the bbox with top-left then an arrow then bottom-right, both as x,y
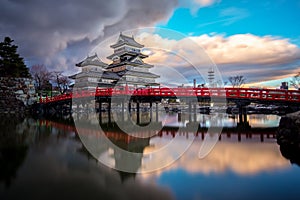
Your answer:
39,87 -> 300,105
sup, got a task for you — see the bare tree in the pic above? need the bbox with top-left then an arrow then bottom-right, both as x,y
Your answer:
30,64 -> 53,92
290,72 -> 300,90
52,71 -> 71,94
228,75 -> 246,88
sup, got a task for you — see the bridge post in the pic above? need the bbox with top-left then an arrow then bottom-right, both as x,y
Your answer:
108,100 -> 111,124
193,103 -> 197,122
188,101 -> 192,122
156,102 -> 159,122
239,106 -> 243,115
243,112 -> 247,124
99,101 -> 102,123
239,111 -> 243,125
136,101 -> 140,125
128,101 -> 132,113
150,101 -> 153,122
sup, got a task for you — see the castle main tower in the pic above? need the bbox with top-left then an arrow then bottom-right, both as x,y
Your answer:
106,33 -> 159,87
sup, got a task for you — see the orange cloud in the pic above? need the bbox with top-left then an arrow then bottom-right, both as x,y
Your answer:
195,34 -> 300,65
138,33 -> 300,66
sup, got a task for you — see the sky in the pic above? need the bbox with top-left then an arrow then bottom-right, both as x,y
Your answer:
0,0 -> 300,88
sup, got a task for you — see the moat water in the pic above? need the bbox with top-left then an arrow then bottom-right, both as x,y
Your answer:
1,111 -> 300,200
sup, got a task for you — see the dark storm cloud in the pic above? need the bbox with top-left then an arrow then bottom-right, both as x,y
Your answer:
0,0 -> 177,71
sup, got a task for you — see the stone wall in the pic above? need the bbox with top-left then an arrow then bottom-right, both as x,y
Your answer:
0,77 -> 37,114
277,111 -> 300,145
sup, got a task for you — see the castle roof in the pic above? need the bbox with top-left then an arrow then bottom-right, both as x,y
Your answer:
76,54 -> 108,68
110,33 -> 144,48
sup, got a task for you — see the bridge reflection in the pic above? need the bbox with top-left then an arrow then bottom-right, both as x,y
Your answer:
40,114 -> 277,144
36,115 -> 288,177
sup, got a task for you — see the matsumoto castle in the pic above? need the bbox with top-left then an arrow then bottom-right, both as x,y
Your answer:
70,33 -> 160,90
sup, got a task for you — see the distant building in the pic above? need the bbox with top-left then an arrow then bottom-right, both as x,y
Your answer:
69,33 -> 159,90
280,82 -> 288,90
208,67 -> 215,87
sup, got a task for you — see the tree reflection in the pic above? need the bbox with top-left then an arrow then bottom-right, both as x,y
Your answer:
0,115 -> 28,187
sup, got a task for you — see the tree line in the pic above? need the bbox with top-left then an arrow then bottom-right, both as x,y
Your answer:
0,37 -> 30,78
0,36 -> 71,95
30,64 -> 71,94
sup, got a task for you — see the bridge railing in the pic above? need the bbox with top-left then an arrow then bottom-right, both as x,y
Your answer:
225,88 -> 300,102
39,87 -> 300,104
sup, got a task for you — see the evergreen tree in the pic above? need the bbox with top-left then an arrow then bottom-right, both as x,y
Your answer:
0,37 -> 31,78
